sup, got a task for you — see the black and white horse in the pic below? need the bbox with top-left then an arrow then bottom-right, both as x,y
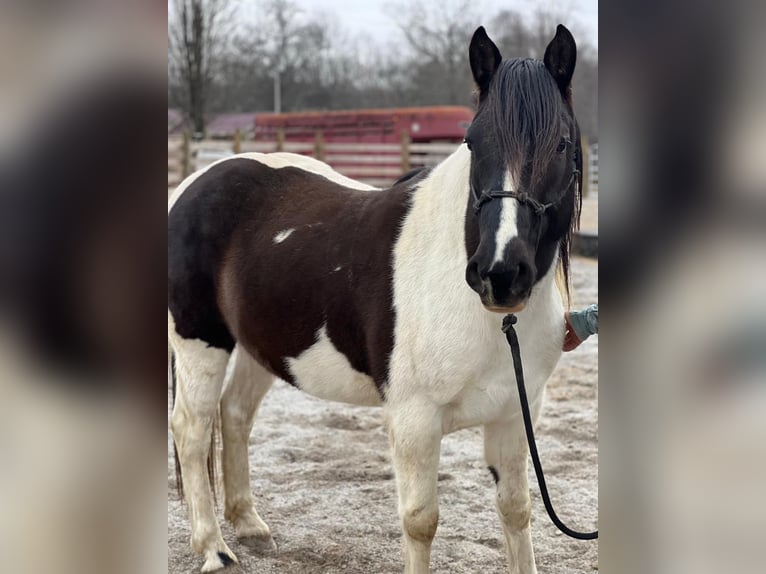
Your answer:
168,25 -> 581,574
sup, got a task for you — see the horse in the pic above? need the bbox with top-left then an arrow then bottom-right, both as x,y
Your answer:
168,24 -> 582,574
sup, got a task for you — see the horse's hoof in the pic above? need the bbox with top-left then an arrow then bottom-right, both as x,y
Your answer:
200,549 -> 239,572
239,534 -> 278,554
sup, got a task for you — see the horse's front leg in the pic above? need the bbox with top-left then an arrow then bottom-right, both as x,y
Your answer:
484,418 -> 537,574
386,401 -> 443,574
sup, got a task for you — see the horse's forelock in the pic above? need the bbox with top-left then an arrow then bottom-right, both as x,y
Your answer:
486,59 -> 564,187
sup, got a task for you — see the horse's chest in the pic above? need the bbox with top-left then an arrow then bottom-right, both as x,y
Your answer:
387,310 -> 563,432
445,349 -> 557,431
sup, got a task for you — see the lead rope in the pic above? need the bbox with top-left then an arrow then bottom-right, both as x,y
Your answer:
502,314 -> 598,540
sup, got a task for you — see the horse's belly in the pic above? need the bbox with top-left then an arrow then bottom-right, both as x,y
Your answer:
285,326 -> 383,407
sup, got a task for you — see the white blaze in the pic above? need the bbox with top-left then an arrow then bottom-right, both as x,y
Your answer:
492,172 -> 519,265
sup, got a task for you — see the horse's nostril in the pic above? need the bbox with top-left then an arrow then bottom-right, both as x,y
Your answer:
516,261 -> 532,285
465,260 -> 484,293
486,267 -> 514,295
467,260 -> 479,279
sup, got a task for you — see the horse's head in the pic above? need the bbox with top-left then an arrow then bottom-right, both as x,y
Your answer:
464,25 -> 581,313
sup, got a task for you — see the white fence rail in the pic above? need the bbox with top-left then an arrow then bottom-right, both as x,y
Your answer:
587,142 -> 598,194
169,134 -> 599,194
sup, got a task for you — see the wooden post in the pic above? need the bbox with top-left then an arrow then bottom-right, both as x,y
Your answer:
314,130 -> 324,161
400,130 -> 411,174
276,128 -> 285,152
580,135 -> 590,197
233,129 -> 242,154
181,131 -> 191,178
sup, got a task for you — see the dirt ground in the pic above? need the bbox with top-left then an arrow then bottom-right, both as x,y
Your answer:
168,256 -> 598,574
579,199 -> 598,236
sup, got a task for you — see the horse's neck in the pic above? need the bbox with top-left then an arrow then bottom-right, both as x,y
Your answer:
400,145 -> 473,260
411,144 -> 472,224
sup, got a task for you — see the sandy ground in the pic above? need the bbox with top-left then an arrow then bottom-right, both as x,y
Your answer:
579,196 -> 598,233
168,257 -> 598,574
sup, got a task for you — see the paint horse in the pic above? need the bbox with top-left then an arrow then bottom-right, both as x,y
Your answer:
168,25 -> 582,574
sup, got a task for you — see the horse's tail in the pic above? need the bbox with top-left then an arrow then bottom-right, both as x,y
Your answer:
209,409 -> 220,506
171,351 -> 184,500
171,349 -> 220,505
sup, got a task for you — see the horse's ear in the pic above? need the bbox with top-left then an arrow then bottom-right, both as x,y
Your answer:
544,24 -> 577,99
469,26 -> 502,98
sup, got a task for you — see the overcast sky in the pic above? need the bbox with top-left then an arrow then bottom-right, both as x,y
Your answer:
276,0 -> 598,50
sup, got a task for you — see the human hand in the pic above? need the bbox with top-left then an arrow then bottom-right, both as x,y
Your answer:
563,311 -> 583,351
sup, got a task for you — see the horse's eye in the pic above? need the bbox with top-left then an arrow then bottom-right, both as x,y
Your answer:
557,138 -> 568,153
464,138 -> 473,151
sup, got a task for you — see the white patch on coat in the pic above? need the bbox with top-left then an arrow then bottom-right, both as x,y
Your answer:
286,325 -> 382,407
168,312 -> 230,406
273,228 -> 294,243
257,152 -> 377,190
332,265 -> 342,272
492,171 -> 519,265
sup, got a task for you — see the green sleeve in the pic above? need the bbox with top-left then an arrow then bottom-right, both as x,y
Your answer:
568,304 -> 598,341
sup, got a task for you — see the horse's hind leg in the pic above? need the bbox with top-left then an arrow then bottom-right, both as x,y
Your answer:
220,345 -> 276,552
171,333 -> 235,572
484,417 -> 538,574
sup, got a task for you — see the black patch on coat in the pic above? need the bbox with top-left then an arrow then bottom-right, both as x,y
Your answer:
488,465 -> 500,484
217,552 -> 234,566
168,159 -> 414,397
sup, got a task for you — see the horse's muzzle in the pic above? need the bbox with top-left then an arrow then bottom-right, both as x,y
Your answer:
466,257 -> 534,312
479,285 -> 528,313
482,298 -> 528,313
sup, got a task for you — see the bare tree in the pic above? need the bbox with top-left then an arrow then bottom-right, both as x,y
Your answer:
166,0 -> 598,136
492,7 -> 584,60
385,0 -> 481,105
168,0 -> 235,135
220,0 -> 353,112
490,9 -> 598,138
